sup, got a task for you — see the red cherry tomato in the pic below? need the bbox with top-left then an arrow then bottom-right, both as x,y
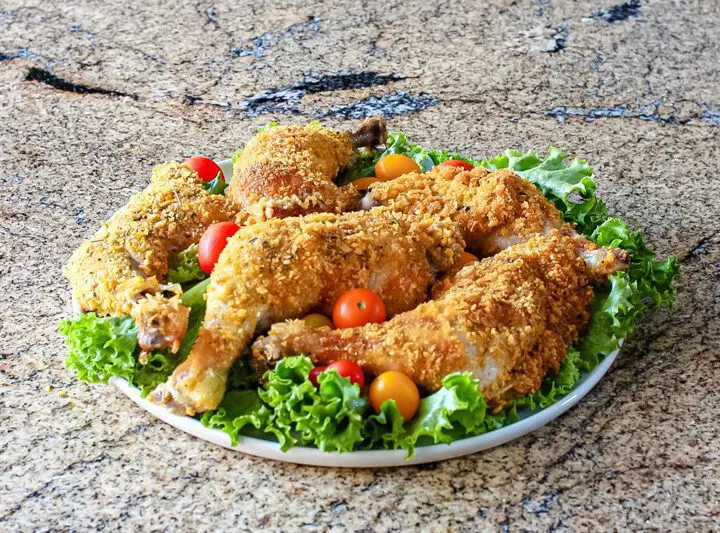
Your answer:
327,360 -> 365,388
198,221 -> 240,274
184,155 -> 224,182
333,288 -> 387,329
438,159 -> 473,171
309,366 -> 327,387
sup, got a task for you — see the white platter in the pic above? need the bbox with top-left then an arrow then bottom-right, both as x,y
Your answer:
83,157 -> 621,467
110,345 -> 619,468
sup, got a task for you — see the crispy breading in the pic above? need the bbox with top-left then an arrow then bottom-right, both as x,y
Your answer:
363,166 -> 573,256
150,209 -> 465,415
252,231 -> 628,410
229,119 -> 386,222
63,162 -> 238,350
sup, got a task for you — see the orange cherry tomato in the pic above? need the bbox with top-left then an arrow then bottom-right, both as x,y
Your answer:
185,155 -> 225,182
302,313 -> 334,329
333,288 -> 386,328
438,159 -> 473,171
352,177 -> 381,190
374,154 -> 421,181
198,221 -> 240,274
459,251 -> 479,266
369,371 -> 420,421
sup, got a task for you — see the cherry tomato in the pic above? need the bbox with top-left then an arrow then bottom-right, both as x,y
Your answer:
438,159 -> 473,171
302,313 -> 334,329
333,288 -> 386,329
327,360 -> 365,388
374,154 -> 421,181
184,155 -> 225,183
309,366 -> 326,387
352,177 -> 381,191
369,371 -> 420,421
459,251 -> 479,266
198,221 -> 240,274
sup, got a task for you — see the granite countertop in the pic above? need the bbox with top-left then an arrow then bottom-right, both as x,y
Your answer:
1,0 -> 718,530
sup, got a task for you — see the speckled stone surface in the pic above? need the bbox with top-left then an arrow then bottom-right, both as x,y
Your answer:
1,0 -> 719,530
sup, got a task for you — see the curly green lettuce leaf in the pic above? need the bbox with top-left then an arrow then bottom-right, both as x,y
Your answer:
181,278 -> 210,309
401,373 -> 488,455
361,400 -> 407,450
133,352 -> 179,396
514,349 -> 582,412
59,314 -> 138,383
60,278 -> 211,395
168,244 -> 207,284
227,355 -> 259,390
258,356 -> 367,452
592,218 -> 680,307
200,390 -> 269,445
480,148 -> 607,234
203,173 -> 228,195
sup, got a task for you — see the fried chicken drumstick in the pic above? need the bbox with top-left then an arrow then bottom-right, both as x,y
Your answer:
151,210 -> 464,414
229,117 -> 387,223
252,231 -> 629,409
362,165 -> 573,256
63,162 -> 237,353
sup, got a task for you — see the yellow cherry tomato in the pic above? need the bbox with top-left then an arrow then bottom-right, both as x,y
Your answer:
369,371 -> 420,421
459,251 -> 479,266
374,154 -> 421,182
302,313 -> 334,329
352,177 -> 381,191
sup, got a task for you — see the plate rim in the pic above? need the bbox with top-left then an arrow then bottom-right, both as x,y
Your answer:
110,343 -> 620,468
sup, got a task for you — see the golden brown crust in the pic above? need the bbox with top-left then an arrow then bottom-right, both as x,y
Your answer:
252,231 -> 617,410
152,209 -> 465,414
228,123 -> 359,222
366,166 -> 573,256
63,161 -> 238,315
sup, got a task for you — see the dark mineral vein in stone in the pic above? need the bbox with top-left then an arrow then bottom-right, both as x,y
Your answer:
230,16 -> 321,59
242,71 -> 407,117
593,0 -> 642,23
319,90 -> 438,119
24,67 -> 137,99
544,101 -> 720,125
0,48 -> 46,63
549,26 -> 567,54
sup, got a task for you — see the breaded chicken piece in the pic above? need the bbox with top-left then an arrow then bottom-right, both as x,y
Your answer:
362,165 -> 573,256
63,162 -> 238,352
229,117 -> 387,222
252,231 -> 629,409
150,209 -> 464,414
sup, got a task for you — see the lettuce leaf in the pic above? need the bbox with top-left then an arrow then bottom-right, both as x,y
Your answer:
592,218 -> 680,307
257,357 -> 367,452
60,314 -> 138,383
401,373 -> 489,455
200,390 -> 269,445
168,244 -> 207,284
361,400 -> 406,450
203,173 -> 228,195
133,352 -> 179,396
60,278 -> 211,394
